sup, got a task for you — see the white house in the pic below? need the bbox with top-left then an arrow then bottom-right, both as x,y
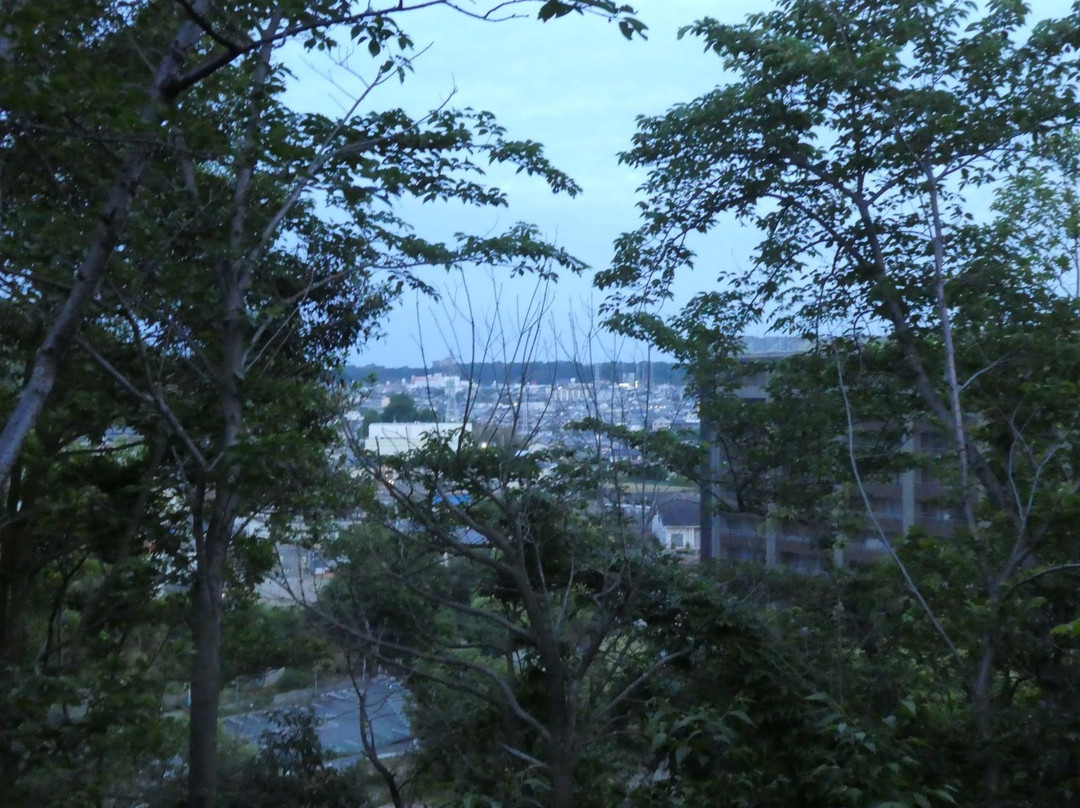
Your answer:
650,497 -> 701,554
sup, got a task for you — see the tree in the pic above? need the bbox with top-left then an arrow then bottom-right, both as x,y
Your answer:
371,393 -> 438,430
0,0 -> 644,501
0,294 -> 192,807
319,457 -> 967,808
306,303 -> 702,808
212,708 -> 374,808
306,289 -> 973,807
104,38 -> 593,806
2,3 -> 645,807
600,1 -> 1080,805
318,431 -> 682,808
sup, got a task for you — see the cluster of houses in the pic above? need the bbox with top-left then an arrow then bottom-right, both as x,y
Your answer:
341,339 -> 955,575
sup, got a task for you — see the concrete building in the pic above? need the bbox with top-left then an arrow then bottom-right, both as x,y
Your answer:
698,344 -> 957,572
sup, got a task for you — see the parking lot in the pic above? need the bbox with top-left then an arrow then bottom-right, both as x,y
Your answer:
224,675 -> 413,767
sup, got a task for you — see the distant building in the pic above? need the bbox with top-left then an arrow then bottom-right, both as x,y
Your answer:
365,422 -> 472,456
404,373 -> 463,394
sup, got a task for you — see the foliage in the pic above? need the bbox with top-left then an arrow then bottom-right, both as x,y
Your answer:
620,563 -> 958,808
217,709 -> 373,808
321,407 -> 972,808
0,661 -> 189,808
600,1 -> 1080,805
1,2 -> 641,806
319,427 -> 686,808
222,605 -> 335,683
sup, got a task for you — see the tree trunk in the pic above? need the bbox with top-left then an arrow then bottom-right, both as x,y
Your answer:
187,521 -> 228,808
548,715 -> 576,808
973,630 -> 999,808
182,10 -> 285,803
0,460 -> 29,664
0,535 -> 30,665
543,651 -> 576,808
185,21 -> 277,803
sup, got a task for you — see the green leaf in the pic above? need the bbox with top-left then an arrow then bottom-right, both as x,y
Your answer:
675,745 -> 691,767
1050,617 -> 1080,637
728,709 -> 754,726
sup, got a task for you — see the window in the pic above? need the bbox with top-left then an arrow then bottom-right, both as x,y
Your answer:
670,532 -> 684,549
919,430 -> 948,452
723,514 -> 759,535
918,502 -> 953,522
870,497 -> 903,517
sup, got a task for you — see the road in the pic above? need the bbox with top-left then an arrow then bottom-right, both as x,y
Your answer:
224,675 -> 413,767
256,544 -> 332,604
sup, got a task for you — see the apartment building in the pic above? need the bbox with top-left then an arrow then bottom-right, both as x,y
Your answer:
698,348 -> 959,572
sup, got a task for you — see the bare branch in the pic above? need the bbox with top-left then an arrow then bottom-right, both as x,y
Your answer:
1002,563 -> 1080,603
834,348 -> 962,665
73,335 -> 208,469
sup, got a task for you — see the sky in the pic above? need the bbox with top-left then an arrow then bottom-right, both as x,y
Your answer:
283,0 -> 1076,368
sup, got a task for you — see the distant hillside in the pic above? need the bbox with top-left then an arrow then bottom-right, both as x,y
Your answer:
344,364 -> 428,384
344,337 -> 803,386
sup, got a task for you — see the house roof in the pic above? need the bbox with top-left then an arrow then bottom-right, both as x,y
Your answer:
655,497 -> 700,529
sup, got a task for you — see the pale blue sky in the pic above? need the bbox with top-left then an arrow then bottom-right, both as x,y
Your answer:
283,0 -> 1075,368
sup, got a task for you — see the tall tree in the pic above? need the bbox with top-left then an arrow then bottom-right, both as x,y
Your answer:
2,3 -> 644,807
600,1 -> 1080,804
0,0 -> 644,500
320,427 -> 690,808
